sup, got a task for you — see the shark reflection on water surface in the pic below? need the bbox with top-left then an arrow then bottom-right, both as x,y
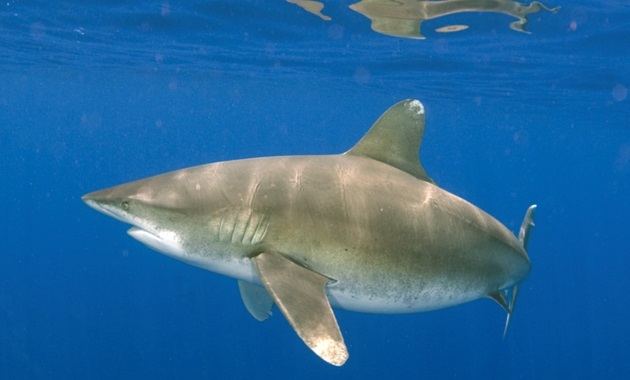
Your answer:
289,0 -> 560,38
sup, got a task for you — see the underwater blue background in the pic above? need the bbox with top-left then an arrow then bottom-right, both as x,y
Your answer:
1,0 -> 629,378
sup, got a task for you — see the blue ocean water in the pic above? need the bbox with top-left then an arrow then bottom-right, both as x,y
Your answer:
1,0 -> 629,378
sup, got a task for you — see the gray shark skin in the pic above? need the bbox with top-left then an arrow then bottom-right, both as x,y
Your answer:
82,100 -> 536,366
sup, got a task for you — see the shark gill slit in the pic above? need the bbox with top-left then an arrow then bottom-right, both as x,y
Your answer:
241,211 -> 265,246
218,209 -> 270,246
230,211 -> 240,244
218,212 -> 235,242
251,214 -> 269,245
241,211 -> 256,245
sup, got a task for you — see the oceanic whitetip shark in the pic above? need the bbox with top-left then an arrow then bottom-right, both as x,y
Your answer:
82,100 -> 536,366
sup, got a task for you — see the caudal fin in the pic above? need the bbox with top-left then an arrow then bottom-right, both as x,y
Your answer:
519,205 -> 537,251
490,204 -> 537,338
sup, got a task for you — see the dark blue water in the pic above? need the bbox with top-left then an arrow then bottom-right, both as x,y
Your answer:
1,0 -> 629,378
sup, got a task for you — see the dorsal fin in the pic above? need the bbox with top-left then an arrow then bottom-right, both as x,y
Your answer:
345,99 -> 434,183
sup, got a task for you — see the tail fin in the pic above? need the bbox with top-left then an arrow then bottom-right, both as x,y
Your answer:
487,286 -> 520,339
489,205 -> 537,338
519,205 -> 537,251
502,285 -> 521,339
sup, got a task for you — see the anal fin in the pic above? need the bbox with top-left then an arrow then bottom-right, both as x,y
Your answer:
251,252 -> 348,366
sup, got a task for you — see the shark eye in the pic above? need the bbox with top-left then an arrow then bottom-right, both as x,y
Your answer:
121,201 -> 130,210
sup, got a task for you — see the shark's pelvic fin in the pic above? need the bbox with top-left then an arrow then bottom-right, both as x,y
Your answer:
251,252 -> 348,366
487,289 -> 509,313
345,99 -> 434,184
238,280 -> 273,321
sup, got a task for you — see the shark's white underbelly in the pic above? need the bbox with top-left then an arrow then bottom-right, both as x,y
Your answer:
185,247 -> 480,314
325,283 -> 481,314
129,227 -> 485,314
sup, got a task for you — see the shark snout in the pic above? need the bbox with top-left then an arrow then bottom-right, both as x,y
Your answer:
81,188 -> 133,224
81,191 -> 104,212
81,187 -> 114,206
82,189 -> 112,212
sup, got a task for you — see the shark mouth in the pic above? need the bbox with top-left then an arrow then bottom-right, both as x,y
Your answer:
82,198 -> 128,223
127,226 -> 185,258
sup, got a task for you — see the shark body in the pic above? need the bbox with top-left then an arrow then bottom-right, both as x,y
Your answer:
83,100 -> 536,366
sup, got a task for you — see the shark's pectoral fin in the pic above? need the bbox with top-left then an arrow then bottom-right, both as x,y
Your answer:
238,280 -> 273,321
251,251 -> 348,366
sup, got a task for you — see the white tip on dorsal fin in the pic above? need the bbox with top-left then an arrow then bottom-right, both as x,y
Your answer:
345,99 -> 434,183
